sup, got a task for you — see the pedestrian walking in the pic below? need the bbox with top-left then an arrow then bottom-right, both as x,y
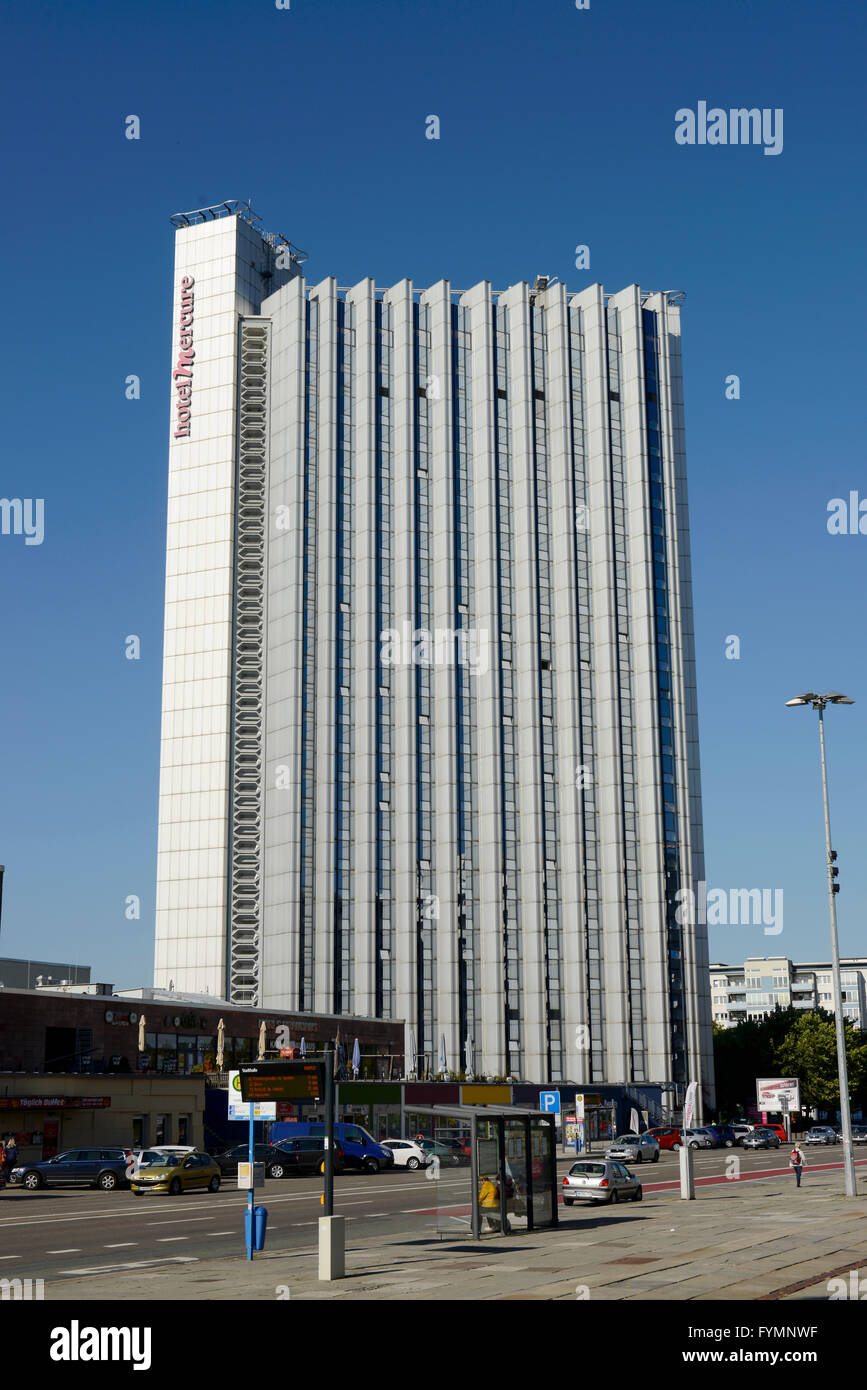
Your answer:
789,1143 -> 806,1188
5,1138 -> 18,1173
0,1142 -> 6,1178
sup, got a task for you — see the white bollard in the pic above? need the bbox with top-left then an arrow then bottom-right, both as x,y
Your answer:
679,1141 -> 695,1199
318,1215 -> 346,1280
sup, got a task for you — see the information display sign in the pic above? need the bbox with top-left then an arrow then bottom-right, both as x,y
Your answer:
238,1062 -> 325,1104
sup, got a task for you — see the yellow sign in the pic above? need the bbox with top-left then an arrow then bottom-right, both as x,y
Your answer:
461,1085 -> 511,1105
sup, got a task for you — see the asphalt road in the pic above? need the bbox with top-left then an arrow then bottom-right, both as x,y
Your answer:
0,1146 -> 858,1285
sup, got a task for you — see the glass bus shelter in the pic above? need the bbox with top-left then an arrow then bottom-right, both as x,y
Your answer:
411,1104 -> 558,1240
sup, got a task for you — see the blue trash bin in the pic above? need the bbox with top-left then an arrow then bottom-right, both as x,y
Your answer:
245,1205 -> 268,1251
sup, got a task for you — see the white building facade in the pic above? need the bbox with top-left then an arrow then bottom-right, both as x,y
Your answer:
710,956 -> 867,1029
155,202 -> 713,1098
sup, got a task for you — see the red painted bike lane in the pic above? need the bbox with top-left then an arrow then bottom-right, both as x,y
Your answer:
410,1156 -> 867,1217
639,1154 -> 867,1195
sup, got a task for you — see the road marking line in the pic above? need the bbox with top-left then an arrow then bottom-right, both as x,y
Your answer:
57,1257 -> 198,1275
104,1243 -> 137,1248
47,1249 -> 81,1254
0,1256 -> 21,1261
156,1236 -> 189,1242
147,1217 -> 215,1226
204,1231 -> 234,1236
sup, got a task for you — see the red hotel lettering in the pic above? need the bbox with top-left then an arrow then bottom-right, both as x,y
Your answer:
173,275 -> 195,439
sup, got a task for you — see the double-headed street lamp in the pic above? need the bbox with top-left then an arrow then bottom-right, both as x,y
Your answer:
785,692 -> 857,1198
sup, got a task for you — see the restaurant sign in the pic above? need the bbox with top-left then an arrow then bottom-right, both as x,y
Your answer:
0,1096 -> 112,1110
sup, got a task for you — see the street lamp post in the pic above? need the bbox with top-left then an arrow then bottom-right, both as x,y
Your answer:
786,692 -> 857,1198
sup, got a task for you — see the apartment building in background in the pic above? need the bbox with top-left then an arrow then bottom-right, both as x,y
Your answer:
710,955 -> 867,1029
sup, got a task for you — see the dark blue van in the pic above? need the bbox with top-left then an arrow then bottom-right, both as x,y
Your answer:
268,1121 -> 395,1173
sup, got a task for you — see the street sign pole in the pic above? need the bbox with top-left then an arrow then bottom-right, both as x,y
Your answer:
318,1049 -> 345,1280
324,1049 -> 334,1217
246,1100 -> 254,1261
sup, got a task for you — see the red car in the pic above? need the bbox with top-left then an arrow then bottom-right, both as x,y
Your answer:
645,1126 -> 681,1151
753,1122 -> 788,1143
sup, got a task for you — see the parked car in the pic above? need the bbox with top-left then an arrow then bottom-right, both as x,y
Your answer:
851,1127 -> 867,1145
381,1139 -> 428,1170
135,1145 -> 195,1155
562,1159 -> 642,1205
704,1124 -> 736,1148
756,1123 -> 788,1142
268,1122 -> 395,1174
130,1146 -> 194,1174
741,1128 -> 781,1150
605,1133 -> 660,1164
674,1128 -> 715,1150
213,1143 -> 278,1176
645,1126 -> 681,1151
130,1150 -> 221,1196
9,1147 -> 133,1192
804,1126 -> 838,1146
418,1138 -> 463,1167
731,1124 -> 754,1144
266,1137 -> 345,1178
133,1147 -> 194,1170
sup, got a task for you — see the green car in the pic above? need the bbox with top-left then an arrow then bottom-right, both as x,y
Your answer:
130,1150 -> 221,1196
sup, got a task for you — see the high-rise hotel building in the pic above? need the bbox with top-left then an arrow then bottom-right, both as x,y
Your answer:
155,201 -> 713,1100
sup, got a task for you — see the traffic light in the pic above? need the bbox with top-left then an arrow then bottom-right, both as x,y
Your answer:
830,850 -> 840,894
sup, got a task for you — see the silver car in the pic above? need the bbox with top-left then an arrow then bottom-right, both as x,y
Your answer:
804,1126 -> 838,1145
562,1158 -> 642,1205
675,1128 -> 715,1150
605,1133 -> 660,1164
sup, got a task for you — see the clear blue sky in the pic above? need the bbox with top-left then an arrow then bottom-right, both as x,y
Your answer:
0,0 -> 864,987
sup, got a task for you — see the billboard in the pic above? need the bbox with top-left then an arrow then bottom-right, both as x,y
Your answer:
756,1077 -> 801,1112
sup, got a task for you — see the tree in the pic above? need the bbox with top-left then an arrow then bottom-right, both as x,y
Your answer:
773,1012 -> 867,1112
712,1005 -> 804,1117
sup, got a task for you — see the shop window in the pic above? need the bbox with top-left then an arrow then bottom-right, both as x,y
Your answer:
232,1037 -> 255,1065
155,1115 -> 168,1145
157,1034 -> 177,1074
132,1116 -> 147,1149
177,1116 -> 191,1144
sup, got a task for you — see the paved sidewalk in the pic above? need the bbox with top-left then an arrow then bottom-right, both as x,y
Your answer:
49,1164 -> 867,1302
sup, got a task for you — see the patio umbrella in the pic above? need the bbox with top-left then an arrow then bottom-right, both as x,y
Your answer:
216,1018 -> 225,1070
257,1020 -> 267,1061
299,1036 -> 307,1058
439,1034 -> 448,1076
137,1014 -> 146,1053
464,1035 -> 473,1076
406,1029 -> 417,1078
352,1038 -> 361,1078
